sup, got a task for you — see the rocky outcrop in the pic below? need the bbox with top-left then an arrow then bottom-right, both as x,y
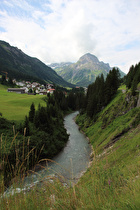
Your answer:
125,92 -> 138,110
137,92 -> 140,107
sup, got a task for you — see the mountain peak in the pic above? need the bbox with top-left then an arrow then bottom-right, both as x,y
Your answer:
79,53 -> 99,64
52,53 -> 113,87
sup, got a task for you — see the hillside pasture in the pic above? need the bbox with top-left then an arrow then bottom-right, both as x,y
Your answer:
0,85 -> 46,121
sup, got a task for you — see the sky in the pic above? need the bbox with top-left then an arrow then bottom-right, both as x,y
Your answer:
0,0 -> 140,74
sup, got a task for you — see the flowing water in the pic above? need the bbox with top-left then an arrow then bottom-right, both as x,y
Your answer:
4,111 -> 92,196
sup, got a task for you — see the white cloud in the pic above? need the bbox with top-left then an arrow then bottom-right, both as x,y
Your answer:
3,1 -> 14,8
0,0 -> 140,73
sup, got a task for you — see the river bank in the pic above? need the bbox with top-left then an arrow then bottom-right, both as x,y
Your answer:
32,112 -> 94,186
2,111 -> 92,197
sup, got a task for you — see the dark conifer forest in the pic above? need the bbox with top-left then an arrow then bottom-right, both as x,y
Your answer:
125,62 -> 140,95
82,68 -> 120,118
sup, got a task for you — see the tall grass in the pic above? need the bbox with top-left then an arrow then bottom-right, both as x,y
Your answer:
0,127 -> 38,194
0,142 -> 139,209
0,124 -> 140,209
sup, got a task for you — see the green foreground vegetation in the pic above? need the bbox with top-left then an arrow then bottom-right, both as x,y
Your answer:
75,90 -> 140,209
0,87 -> 139,209
0,65 -> 140,209
0,83 -> 85,187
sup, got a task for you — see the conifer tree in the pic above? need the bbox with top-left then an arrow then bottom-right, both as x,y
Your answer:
126,62 -> 140,92
29,102 -> 35,122
1,75 -> 6,84
126,65 -> 135,89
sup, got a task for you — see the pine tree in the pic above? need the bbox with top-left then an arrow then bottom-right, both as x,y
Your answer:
8,77 -> 14,86
29,103 -> 35,122
131,79 -> 137,96
125,62 -> 140,92
126,65 -> 135,89
1,75 -> 6,84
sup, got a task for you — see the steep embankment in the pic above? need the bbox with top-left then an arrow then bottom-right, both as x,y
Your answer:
76,89 -> 139,150
75,89 -> 140,208
137,90 -> 140,107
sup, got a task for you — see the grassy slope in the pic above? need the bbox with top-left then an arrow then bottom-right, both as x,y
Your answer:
0,88 -> 140,209
0,84 -> 46,121
75,89 -> 140,209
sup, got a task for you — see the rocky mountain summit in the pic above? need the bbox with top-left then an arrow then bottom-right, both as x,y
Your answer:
74,53 -> 110,72
51,53 -> 125,87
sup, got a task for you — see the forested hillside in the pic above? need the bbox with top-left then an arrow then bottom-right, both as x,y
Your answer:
125,62 -> 140,95
74,63 -> 140,209
85,68 -> 120,118
0,40 -> 75,88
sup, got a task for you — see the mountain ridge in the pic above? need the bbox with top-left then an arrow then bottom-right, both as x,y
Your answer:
50,53 -> 125,87
0,40 -> 75,88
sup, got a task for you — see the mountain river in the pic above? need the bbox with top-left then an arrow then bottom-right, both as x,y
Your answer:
4,111 -> 92,196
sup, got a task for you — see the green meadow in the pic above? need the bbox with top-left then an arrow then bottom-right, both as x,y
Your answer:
0,84 -> 46,121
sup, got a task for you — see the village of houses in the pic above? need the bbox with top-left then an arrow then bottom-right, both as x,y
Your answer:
7,80 -> 55,95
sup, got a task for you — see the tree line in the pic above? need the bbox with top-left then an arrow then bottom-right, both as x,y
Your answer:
0,74 -> 14,86
82,68 -> 120,118
125,62 -> 140,95
77,62 -> 140,121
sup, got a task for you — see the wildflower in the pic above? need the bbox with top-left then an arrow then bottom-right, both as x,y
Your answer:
108,179 -> 111,186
